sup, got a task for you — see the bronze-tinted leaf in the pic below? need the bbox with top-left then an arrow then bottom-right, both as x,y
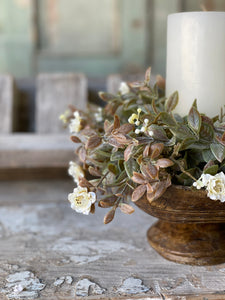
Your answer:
86,135 -> 102,149
188,106 -> 201,134
98,91 -> 116,102
146,183 -> 153,193
165,91 -> 178,112
145,66 -> 151,83
143,144 -> 151,157
156,75 -> 165,90
129,81 -> 144,88
104,120 -> 114,134
132,184 -> 147,202
150,143 -> 164,159
70,136 -> 82,143
108,137 -> 124,149
99,195 -> 117,208
155,158 -> 174,168
79,177 -> 93,188
199,122 -> 214,142
119,203 -> 135,214
131,172 -> 146,184
78,147 -> 87,162
148,125 -> 169,142
117,123 -> 134,134
113,133 -> 132,145
114,115 -> 120,130
90,204 -> 95,214
104,208 -> 116,224
88,166 -> 102,177
141,163 -> 158,179
124,144 -> 134,162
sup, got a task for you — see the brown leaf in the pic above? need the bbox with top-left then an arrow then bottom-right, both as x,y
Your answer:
104,208 -> 116,224
90,204 -> 95,214
108,137 -> 124,149
117,123 -> 134,134
131,172 -> 146,184
104,120 -> 113,134
119,203 -> 135,215
113,133 -> 132,145
142,163 -> 158,180
156,74 -> 165,90
146,183 -> 153,193
78,147 -> 87,163
145,66 -> 151,83
88,166 -> 102,177
98,91 -> 116,102
147,177 -> 171,203
143,144 -> 151,157
81,127 -> 96,137
150,143 -> 164,159
114,115 -> 120,130
155,158 -> 174,168
124,144 -> 134,162
99,195 -> 117,208
86,135 -> 102,149
70,136 -> 82,143
79,177 -> 93,188
132,184 -> 147,202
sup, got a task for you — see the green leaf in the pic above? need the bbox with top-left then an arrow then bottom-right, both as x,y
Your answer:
124,158 -> 139,178
148,124 -> 169,142
110,151 -> 124,161
210,143 -> 225,163
171,125 -> 193,140
199,122 -> 214,142
202,149 -> 215,162
188,106 -> 201,134
165,91 -> 178,112
160,112 -> 177,127
179,137 -> 197,151
203,165 -> 218,176
98,92 -> 117,102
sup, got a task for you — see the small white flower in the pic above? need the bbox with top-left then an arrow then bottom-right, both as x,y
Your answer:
68,161 -> 84,184
128,108 -> 142,125
94,107 -> 103,122
69,111 -> 82,133
148,130 -> 154,136
141,119 -> 149,133
68,186 -> 96,215
135,129 -> 141,134
193,179 -> 205,190
135,120 -> 140,126
119,82 -> 130,95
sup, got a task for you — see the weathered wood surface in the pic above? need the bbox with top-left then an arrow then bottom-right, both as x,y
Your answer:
0,134 -> 76,168
1,180 -> 225,299
36,73 -> 87,134
0,75 -> 15,133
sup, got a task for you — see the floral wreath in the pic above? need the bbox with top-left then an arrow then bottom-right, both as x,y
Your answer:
60,67 -> 225,223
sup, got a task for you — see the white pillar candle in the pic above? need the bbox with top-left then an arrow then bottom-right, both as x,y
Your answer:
166,12 -> 225,117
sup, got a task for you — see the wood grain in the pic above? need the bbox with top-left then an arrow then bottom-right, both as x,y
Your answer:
36,73 -> 87,133
1,180 -> 225,299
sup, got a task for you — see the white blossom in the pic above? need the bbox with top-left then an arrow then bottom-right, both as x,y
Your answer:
68,186 -> 96,215
193,172 -> 225,202
119,82 -> 130,95
128,108 -> 142,124
94,107 -> 103,122
68,161 -> 84,184
69,111 -> 82,133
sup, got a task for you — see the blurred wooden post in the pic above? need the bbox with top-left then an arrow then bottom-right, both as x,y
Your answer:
36,73 -> 87,133
0,75 -> 15,133
106,74 -> 122,94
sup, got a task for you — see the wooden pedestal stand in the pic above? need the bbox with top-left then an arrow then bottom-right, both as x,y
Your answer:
135,185 -> 225,265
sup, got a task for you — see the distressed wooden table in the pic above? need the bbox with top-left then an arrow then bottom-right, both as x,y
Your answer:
1,179 -> 225,300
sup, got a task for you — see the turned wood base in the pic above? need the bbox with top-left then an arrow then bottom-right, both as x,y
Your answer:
148,221 -> 225,265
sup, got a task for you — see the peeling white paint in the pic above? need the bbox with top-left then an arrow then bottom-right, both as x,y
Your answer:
53,275 -> 73,287
1,271 -> 45,299
117,277 -> 149,295
51,238 -> 139,265
75,278 -> 105,297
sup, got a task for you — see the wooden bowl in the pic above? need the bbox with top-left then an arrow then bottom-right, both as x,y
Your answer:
135,185 -> 225,265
